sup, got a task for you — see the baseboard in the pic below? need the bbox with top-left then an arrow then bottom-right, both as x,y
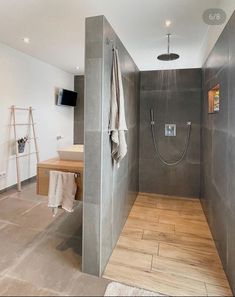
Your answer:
138,191 -> 200,202
0,176 -> 36,194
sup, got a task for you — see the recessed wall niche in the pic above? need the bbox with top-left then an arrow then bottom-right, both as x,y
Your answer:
208,84 -> 220,113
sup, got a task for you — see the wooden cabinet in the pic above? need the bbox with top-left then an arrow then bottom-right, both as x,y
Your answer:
37,158 -> 84,201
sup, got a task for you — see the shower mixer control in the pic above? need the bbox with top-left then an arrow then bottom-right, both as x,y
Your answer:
165,124 -> 176,137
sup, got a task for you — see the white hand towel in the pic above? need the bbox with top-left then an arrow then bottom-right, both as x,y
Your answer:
109,47 -> 128,166
48,171 -> 77,216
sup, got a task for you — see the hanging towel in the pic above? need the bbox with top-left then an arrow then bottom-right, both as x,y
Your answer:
109,47 -> 128,167
48,171 -> 77,216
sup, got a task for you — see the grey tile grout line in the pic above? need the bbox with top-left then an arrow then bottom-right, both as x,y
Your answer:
19,201 -> 43,216
8,192 -> 43,204
0,196 -> 11,203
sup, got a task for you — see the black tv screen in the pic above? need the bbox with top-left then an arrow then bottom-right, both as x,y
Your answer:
57,88 -> 77,107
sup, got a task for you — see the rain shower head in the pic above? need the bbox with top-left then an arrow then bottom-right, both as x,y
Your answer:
157,53 -> 180,61
157,34 -> 180,61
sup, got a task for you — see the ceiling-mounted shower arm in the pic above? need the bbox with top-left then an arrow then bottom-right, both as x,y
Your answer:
157,33 -> 179,61
167,34 -> 171,55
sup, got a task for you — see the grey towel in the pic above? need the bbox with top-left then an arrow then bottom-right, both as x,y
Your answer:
109,48 -> 128,167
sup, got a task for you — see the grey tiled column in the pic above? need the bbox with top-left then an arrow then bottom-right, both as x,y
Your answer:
82,16 -> 104,276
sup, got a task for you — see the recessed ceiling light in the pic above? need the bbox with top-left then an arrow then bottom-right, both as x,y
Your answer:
165,20 -> 172,27
23,37 -> 30,44
75,66 -> 79,70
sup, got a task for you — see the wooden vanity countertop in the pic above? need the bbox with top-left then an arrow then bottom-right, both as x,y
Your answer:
37,158 -> 84,171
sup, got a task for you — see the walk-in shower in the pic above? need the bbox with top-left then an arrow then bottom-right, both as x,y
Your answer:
150,108 -> 191,166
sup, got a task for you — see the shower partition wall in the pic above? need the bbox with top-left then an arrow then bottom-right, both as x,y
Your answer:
83,15 -> 140,277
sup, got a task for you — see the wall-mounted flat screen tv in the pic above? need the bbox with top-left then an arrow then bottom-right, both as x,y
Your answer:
57,88 -> 77,107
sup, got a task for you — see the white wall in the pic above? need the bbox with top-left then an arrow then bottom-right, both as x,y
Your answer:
0,42 -> 74,190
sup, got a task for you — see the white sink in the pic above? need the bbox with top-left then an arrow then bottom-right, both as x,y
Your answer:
58,145 -> 84,161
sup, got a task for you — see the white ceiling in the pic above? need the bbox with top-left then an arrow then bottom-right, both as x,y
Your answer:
0,0 -> 234,74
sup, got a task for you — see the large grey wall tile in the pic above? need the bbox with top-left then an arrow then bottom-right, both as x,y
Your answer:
201,10 -> 235,295
85,58 -> 103,131
139,69 -> 201,198
83,202 -> 100,276
227,212 -> 235,293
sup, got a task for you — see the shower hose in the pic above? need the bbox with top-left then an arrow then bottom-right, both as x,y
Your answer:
150,108 -> 192,166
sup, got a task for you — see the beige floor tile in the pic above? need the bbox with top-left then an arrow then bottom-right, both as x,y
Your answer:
0,276 -> 60,296
0,189 -> 16,200
65,273 -> 111,296
0,221 -> 7,229
10,203 -> 62,231
0,224 -> 40,273
10,185 -> 46,203
0,197 -> 38,223
49,202 -> 83,238
8,233 -> 82,293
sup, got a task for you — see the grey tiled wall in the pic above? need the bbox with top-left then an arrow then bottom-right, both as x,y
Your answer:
139,69 -> 202,198
83,15 -> 140,276
201,11 -> 235,294
74,75 -> 84,144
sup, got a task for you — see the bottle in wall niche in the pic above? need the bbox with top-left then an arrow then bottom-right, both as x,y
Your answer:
214,90 -> 220,112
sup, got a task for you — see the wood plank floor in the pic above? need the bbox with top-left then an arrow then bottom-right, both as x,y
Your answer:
103,194 -> 233,296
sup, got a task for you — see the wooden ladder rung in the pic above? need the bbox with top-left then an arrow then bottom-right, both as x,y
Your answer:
11,107 -> 35,111
11,123 -> 36,126
16,151 -> 38,158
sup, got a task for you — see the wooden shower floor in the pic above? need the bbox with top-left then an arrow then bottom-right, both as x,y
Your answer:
103,194 -> 232,296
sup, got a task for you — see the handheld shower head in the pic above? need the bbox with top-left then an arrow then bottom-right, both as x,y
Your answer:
150,108 -> 155,125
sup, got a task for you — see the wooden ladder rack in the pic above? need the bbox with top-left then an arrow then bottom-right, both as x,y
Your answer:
11,105 -> 40,191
